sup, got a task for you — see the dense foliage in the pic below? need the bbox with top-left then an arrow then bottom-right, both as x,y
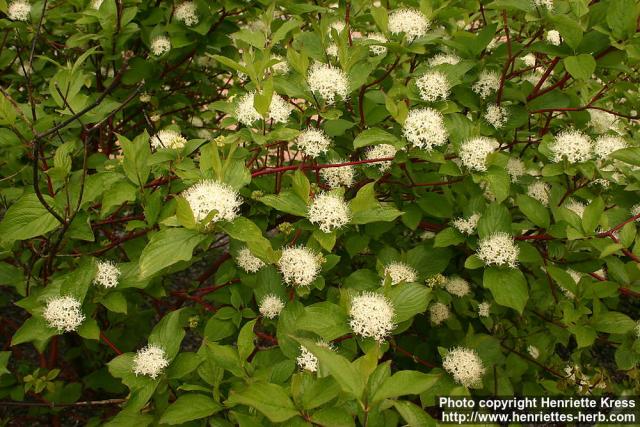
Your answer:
1,0 -> 640,425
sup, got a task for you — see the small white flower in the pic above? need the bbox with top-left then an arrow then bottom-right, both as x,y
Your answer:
452,213 -> 480,235
307,63 -> 349,105
631,203 -> 640,221
426,273 -> 447,288
326,43 -> 338,57
297,341 -> 333,372
472,70 -> 501,99
564,198 -> 586,218
442,347 -> 485,388
8,0 -> 30,21
484,104 -> 509,128
139,93 -> 152,103
383,262 -> 417,285
270,56 -> 290,75
308,193 -> 351,233
506,158 -> 525,182
329,21 -> 346,34
320,162 -> 354,188
477,232 -> 519,268
259,294 -> 285,319
43,296 -> 85,332
90,0 -> 103,9
550,130 -> 592,163
388,8 -> 430,43
402,108 -> 448,150
235,92 -> 292,126
133,345 -> 169,379
589,110 -> 617,134
594,135 -> 626,159
527,181 -> 550,206
546,30 -> 561,46
174,1 -> 198,26
533,0 -> 554,10
296,128 -> 332,158
522,53 -> 537,67
486,38 -> 500,52
445,276 -> 470,297
150,35 -> 171,56
430,302 -> 450,325
94,260 -> 121,289
634,320 -> 640,339
349,292 -> 395,342
527,345 -> 540,359
459,137 -> 498,172
429,53 -> 461,66
366,33 -> 388,55
568,268 -> 582,283
278,246 -> 321,287
478,301 -> 491,317
182,180 -> 243,224
151,129 -> 187,150
364,144 -> 397,172
416,71 -> 450,102
236,247 -> 265,273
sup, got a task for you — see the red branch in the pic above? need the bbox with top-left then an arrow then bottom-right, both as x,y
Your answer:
100,331 -> 123,355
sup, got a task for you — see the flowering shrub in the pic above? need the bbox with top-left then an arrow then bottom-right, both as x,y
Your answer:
1,0 -> 640,425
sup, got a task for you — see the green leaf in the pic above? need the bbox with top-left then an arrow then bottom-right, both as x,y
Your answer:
477,203 -> 511,239
607,0 -> 638,40
77,318 -> 100,340
175,196 -> 197,229
434,227 -> 465,248
485,166 -> 510,203
296,302 -> 351,340
11,317 -> 56,347
159,393 -> 223,425
227,382 -> 299,423
259,191 -> 308,217
591,311 -> 635,334
233,29 -> 266,49
516,194 -> 550,229
350,183 -> 403,224
564,55 -> 596,81
483,267 -> 528,313
393,401 -> 436,427
293,337 -> 365,400
291,169 -> 310,203
371,371 -> 440,403
149,309 -> 185,360
568,324 -> 597,348
582,197 -> 604,234
310,408 -> 354,427
353,128 -> 400,149
237,319 -> 256,361
138,229 -> 207,279
101,291 -> 128,314
387,283 -> 430,323
220,217 -> 276,262
610,147 -> 640,166
0,351 -> 10,376
119,132 -> 151,187
0,193 -> 61,243
550,15 -> 583,50
167,352 -> 202,379
205,342 -> 245,378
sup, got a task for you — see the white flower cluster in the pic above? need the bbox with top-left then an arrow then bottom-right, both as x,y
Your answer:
445,276 -> 470,297
565,199 -> 586,218
132,345 -> 169,379
589,110 -> 617,134
91,0 -> 103,9
506,158 -> 526,182
296,128 -> 332,158
270,55 -> 290,75
477,232 -> 519,268
258,294 -> 285,319
484,104 -> 509,128
43,296 -> 85,332
429,53 -> 460,66
402,108 -> 448,150
182,180 -> 242,224
174,2 -> 198,26
533,0 -> 554,10
472,71 -> 500,99
307,63 -> 349,105
430,302 -> 450,325
442,347 -> 485,388
320,163 -> 354,188
459,137 -> 498,172
388,8 -> 430,42
416,71 -> 450,102
326,43 -> 338,58
522,53 -> 537,67
631,203 -> 640,220
594,135 -> 626,159
235,92 -> 292,126
527,345 -> 540,359
383,262 -> 417,285
478,302 -> 491,317
349,292 -> 395,342
8,0 -> 31,21
151,36 -> 171,56
550,130 -> 592,163
236,247 -> 265,273
527,181 -> 550,206
308,193 -> 351,233
278,246 -> 321,287
151,130 -> 187,150
635,320 -> 640,339
365,144 -> 397,172
426,273 -> 447,288
452,213 -> 480,235
546,30 -> 561,46
297,341 -> 333,372
94,260 -> 121,289
366,33 -> 388,56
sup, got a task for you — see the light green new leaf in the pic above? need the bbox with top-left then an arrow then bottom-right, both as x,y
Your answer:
350,183 -> 402,224
371,371 -> 440,403
353,128 -> 400,149
393,401 -> 436,427
564,55 -> 596,81
227,382 -> 299,423
591,311 -> 635,334
296,302 -> 351,340
0,193 -> 61,243
149,309 -> 185,360
159,393 -> 223,425
138,228 -> 207,279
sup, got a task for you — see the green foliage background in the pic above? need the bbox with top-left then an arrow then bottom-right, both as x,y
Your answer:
1,0 -> 640,425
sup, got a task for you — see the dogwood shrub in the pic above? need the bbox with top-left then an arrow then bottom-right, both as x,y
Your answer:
1,0 -> 640,425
